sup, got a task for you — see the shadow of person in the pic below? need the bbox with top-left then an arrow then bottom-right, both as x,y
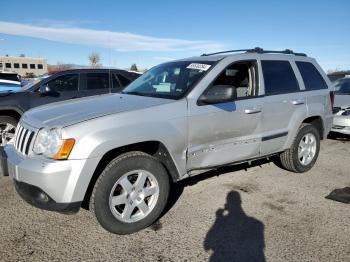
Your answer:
204,191 -> 266,262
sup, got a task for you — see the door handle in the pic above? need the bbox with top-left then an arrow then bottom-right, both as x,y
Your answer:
291,100 -> 305,105
244,108 -> 261,114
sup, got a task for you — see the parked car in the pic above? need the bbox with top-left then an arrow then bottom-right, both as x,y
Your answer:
0,71 -> 21,92
0,69 -> 139,145
1,48 -> 334,234
331,77 -> 350,135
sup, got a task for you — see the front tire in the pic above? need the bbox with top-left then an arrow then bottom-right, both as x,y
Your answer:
90,151 -> 170,234
279,124 -> 320,173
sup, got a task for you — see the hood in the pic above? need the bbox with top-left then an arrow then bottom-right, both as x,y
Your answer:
22,93 -> 174,128
334,94 -> 350,108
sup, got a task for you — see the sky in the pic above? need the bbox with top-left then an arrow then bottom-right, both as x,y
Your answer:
0,0 -> 349,71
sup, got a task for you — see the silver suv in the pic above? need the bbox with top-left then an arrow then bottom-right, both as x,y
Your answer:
1,48 -> 334,234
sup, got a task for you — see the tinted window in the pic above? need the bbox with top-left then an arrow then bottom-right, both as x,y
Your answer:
111,73 -> 121,89
334,78 -> 350,95
38,64 -> 43,69
262,60 -> 299,95
14,63 -> 20,69
117,74 -> 131,87
5,63 -> 11,68
0,73 -> 19,82
22,63 -> 28,69
296,61 -> 327,90
86,73 -> 109,90
47,74 -> 78,92
30,64 -> 35,69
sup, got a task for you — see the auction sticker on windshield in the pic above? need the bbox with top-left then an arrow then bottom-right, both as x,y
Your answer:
187,63 -> 211,71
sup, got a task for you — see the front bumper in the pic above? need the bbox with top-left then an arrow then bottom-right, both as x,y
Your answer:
331,115 -> 350,135
2,143 -> 100,212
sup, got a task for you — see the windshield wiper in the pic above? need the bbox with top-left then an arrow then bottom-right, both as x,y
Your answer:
122,91 -> 150,97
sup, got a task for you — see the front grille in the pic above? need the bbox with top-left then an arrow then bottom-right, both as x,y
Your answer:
14,123 -> 35,155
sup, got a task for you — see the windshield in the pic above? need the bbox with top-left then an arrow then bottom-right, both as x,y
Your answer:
122,61 -> 215,99
334,78 -> 350,95
22,79 -> 42,90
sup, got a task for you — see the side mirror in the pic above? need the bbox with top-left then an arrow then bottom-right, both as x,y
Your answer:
198,85 -> 237,105
39,85 -> 58,97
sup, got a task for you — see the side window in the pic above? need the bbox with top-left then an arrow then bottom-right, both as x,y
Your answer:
46,74 -> 79,92
210,61 -> 259,99
262,60 -> 299,95
86,73 -> 109,90
296,61 -> 328,90
111,73 -> 122,89
117,74 -> 131,87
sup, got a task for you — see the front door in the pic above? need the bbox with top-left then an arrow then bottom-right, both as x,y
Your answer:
29,73 -> 79,108
187,60 -> 263,170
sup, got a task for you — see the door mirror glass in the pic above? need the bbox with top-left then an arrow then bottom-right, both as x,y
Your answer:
38,84 -> 59,97
199,85 -> 237,105
39,84 -> 50,93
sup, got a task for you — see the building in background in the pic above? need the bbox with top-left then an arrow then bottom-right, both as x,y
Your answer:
0,56 -> 47,77
327,70 -> 350,82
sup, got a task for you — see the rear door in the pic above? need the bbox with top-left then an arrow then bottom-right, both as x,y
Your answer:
79,72 -> 110,98
259,60 -> 307,155
29,73 -> 79,108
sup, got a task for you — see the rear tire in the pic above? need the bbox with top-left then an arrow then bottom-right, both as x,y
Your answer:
279,124 -> 320,173
90,151 -> 170,235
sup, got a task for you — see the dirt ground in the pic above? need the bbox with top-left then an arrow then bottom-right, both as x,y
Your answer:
0,134 -> 349,262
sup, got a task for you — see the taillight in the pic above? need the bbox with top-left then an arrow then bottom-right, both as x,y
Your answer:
329,91 -> 335,110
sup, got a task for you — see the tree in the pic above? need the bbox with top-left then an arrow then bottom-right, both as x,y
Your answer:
19,54 -> 25,57
130,63 -> 138,72
25,72 -> 35,78
88,52 -> 101,68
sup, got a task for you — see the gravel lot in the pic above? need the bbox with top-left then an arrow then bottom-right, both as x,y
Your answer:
0,135 -> 349,262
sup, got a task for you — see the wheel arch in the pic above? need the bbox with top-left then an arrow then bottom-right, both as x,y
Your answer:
0,109 -> 22,121
302,115 -> 324,139
81,140 -> 180,209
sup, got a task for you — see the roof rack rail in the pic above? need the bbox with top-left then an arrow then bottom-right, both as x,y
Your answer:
201,47 -> 307,57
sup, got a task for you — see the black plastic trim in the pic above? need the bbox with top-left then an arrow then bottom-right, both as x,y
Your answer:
14,181 -> 81,214
261,132 -> 288,141
0,147 -> 9,176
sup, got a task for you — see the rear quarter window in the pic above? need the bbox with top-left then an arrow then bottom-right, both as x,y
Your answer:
296,61 -> 328,90
261,60 -> 299,95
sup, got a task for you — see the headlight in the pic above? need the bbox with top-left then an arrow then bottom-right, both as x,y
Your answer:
33,128 -> 75,160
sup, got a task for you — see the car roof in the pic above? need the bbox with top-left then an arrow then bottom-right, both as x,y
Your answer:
174,48 -> 314,63
56,68 -> 136,74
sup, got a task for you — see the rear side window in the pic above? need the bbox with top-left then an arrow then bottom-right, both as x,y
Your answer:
296,61 -> 328,90
117,74 -> 131,87
86,73 -> 109,90
262,60 -> 299,95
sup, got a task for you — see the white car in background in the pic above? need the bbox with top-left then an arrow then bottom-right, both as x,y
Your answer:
331,77 -> 350,135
